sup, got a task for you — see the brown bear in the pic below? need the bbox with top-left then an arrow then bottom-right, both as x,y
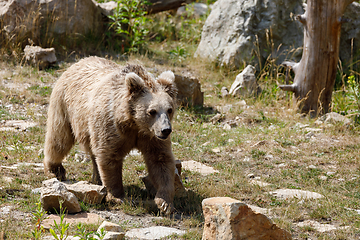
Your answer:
43,56 -> 178,213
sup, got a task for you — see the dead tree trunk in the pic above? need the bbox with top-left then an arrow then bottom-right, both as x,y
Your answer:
279,0 -> 354,117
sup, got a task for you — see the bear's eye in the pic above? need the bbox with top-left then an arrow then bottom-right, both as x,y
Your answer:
167,108 -> 173,114
149,109 -> 157,116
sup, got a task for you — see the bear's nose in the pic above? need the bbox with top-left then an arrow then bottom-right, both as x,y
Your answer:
161,127 -> 172,137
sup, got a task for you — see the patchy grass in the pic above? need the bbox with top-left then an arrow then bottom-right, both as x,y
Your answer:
0,3 -> 360,240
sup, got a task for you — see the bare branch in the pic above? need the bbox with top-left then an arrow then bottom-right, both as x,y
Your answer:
145,0 -> 196,14
279,84 -> 296,92
296,14 -> 306,25
281,61 -> 297,68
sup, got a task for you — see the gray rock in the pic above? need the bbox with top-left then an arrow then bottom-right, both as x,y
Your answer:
229,65 -> 261,97
40,181 -> 81,214
269,189 -> 324,200
125,226 -> 186,240
202,197 -> 292,240
43,178 -> 106,204
74,152 -> 91,163
24,45 -> 57,69
97,1 -> 117,16
195,0 -> 360,69
295,220 -> 349,233
177,3 -> 209,17
195,0 -> 304,69
65,181 -> 107,205
0,0 -> 104,47
221,86 -> 229,98
181,160 -> 219,175
102,232 -> 124,240
320,112 -> 352,126
0,120 -> 37,131
98,221 -> 124,233
210,113 -> 224,124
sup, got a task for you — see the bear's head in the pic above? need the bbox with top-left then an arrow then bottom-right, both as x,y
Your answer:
126,70 -> 177,140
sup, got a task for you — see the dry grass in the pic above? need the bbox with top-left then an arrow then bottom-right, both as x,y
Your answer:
0,3 -> 360,239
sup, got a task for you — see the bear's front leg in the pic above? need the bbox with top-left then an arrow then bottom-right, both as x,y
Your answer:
96,154 -> 125,201
140,142 -> 175,214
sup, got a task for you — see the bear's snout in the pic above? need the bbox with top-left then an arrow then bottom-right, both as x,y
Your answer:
161,127 -> 172,138
156,113 -> 172,140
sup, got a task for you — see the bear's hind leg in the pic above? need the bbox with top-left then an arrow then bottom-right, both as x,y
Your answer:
44,121 -> 75,181
91,154 -> 102,185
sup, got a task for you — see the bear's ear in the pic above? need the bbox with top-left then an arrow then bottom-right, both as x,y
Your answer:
157,71 -> 177,98
126,72 -> 145,94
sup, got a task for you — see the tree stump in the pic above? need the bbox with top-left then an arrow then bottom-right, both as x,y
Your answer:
280,0 -> 355,117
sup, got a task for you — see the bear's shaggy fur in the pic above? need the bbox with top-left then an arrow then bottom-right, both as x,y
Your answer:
44,56 -> 178,213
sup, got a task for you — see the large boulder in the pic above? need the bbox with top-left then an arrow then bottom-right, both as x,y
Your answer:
195,0 -> 304,69
0,0 -> 105,46
202,197 -> 292,240
195,0 -> 360,69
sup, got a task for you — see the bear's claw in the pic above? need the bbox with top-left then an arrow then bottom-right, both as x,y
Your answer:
155,197 -> 173,214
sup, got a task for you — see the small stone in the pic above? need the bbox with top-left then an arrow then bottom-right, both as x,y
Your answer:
98,221 -> 123,233
319,176 -> 328,181
269,189 -> 324,200
229,65 -> 261,97
264,154 -> 273,160
32,188 -> 42,194
223,123 -> 231,130
277,163 -> 287,168
2,176 -> 13,183
327,171 -> 336,176
103,231 -> 125,240
295,220 -> 349,233
24,45 -> 57,69
250,180 -> 271,187
221,87 -> 229,98
243,156 -> 251,162
212,147 -> 221,153
125,226 -> 185,239
182,160 -> 219,175
74,152 -> 91,163
304,127 -> 322,132
308,165 -> 317,169
321,112 -> 352,126
247,173 -> 255,179
210,113 -> 224,124
236,100 -> 247,106
305,132 -> 315,139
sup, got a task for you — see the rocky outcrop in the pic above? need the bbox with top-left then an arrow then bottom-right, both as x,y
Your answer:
195,0 -> 360,69
195,0 -> 304,69
202,197 -> 292,240
0,0 -> 106,47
